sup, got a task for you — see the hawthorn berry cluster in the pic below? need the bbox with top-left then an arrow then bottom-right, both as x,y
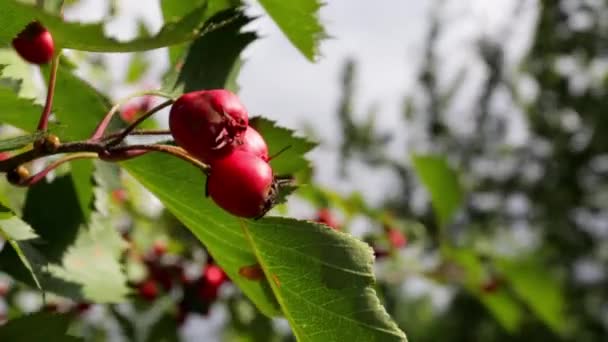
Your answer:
132,240 -> 228,323
169,89 -> 278,218
7,22 -> 285,219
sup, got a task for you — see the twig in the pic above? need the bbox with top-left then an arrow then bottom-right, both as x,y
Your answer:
106,99 -> 174,146
20,153 -> 98,186
89,92 -> 173,141
37,55 -> 60,131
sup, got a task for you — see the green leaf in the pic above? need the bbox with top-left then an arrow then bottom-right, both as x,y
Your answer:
0,312 -> 81,341
125,53 -> 150,84
46,212 -> 129,302
69,159 -> 95,221
0,85 -> 42,132
0,201 -> 42,292
1,1 -> 213,52
496,256 -> 567,335
168,8 -> 256,93
445,248 -> 523,332
257,0 -> 326,61
0,176 -> 129,302
122,152 -> 405,340
42,60 -> 111,141
411,155 -> 463,228
250,117 -> 316,176
122,154 -> 282,317
0,49 -> 39,98
0,132 -> 45,152
160,0 -> 235,65
242,218 -> 407,341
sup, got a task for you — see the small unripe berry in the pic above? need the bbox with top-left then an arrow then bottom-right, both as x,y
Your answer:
12,22 -> 55,65
169,89 -> 248,163
6,166 -> 30,185
34,134 -> 60,153
207,150 -> 275,218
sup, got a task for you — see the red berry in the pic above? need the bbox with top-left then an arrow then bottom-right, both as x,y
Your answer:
120,105 -> 140,123
207,150 -> 274,218
75,302 -> 91,314
111,189 -> 127,204
12,22 -> 54,65
236,126 -> 269,161
169,89 -> 248,163
481,278 -> 501,294
387,229 -> 407,249
138,279 -> 159,301
316,208 -> 340,230
0,281 -> 10,297
0,152 -> 10,161
203,264 -> 226,288
152,240 -> 167,257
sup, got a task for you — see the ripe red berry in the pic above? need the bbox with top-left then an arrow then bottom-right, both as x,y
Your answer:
138,279 -> 159,301
169,89 -> 248,163
316,208 -> 340,230
120,104 -> 140,123
152,240 -> 168,257
203,264 -> 226,287
236,126 -> 269,161
0,152 -> 10,161
207,150 -> 275,218
481,278 -> 501,294
387,228 -> 407,249
12,22 -> 54,65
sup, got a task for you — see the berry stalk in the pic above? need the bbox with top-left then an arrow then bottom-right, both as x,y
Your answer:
37,54 -> 59,131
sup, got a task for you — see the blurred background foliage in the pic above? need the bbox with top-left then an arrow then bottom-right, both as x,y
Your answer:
0,0 -> 607,341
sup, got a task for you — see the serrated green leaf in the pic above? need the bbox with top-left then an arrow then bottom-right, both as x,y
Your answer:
0,200 -> 42,292
47,212 -> 129,302
0,312 -> 81,341
168,8 -> 256,93
0,132 -> 45,152
0,204 -> 37,241
0,175 -> 129,302
250,117 -> 316,176
161,0 -> 235,65
1,1 -> 212,52
121,149 -> 404,339
257,0 -> 326,61
496,256 -> 567,335
0,49 -> 39,98
122,153 -> 282,317
411,155 -> 463,228
0,85 -> 42,132
242,218 -> 407,341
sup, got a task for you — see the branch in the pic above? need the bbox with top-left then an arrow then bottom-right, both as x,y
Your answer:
106,99 -> 174,146
89,92 -> 173,141
109,144 -> 209,173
